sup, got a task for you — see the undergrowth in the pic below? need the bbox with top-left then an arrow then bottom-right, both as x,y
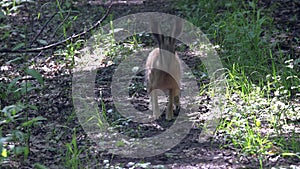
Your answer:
1,0 -> 299,168
176,0 -> 300,168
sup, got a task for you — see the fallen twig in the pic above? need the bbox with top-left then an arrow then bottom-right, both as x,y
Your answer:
51,10 -> 71,38
0,4 -> 112,53
29,11 -> 59,47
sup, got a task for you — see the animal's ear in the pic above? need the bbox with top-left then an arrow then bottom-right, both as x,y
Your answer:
150,20 -> 163,44
171,19 -> 183,38
168,19 -> 183,46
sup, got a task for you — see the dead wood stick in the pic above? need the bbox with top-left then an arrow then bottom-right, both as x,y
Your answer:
0,4 -> 112,53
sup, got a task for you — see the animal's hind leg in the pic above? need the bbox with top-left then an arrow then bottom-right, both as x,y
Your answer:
174,95 -> 180,115
166,89 -> 175,120
151,89 -> 160,120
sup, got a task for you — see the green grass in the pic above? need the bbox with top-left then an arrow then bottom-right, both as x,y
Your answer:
64,129 -> 83,169
1,0 -> 299,168
0,69 -> 45,163
176,0 -> 300,168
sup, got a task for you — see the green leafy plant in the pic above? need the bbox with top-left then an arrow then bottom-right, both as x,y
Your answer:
177,0 -> 300,168
0,68 -> 45,162
0,0 -> 35,16
64,129 -> 83,169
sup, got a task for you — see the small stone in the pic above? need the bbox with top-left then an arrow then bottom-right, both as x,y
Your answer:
103,159 -> 109,164
126,162 -> 135,167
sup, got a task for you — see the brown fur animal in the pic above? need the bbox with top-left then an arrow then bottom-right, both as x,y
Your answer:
146,19 -> 183,120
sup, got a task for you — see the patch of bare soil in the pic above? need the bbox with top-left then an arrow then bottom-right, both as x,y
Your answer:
0,0 -> 299,168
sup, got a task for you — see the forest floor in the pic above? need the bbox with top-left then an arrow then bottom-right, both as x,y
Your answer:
0,0 -> 299,168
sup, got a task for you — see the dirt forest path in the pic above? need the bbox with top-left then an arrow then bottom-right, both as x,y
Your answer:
0,0 -> 299,168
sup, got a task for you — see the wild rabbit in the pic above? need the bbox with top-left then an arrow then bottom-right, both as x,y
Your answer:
146,19 -> 183,120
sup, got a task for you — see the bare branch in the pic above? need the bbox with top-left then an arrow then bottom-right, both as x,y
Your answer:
29,12 -> 59,47
0,4 -> 112,53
